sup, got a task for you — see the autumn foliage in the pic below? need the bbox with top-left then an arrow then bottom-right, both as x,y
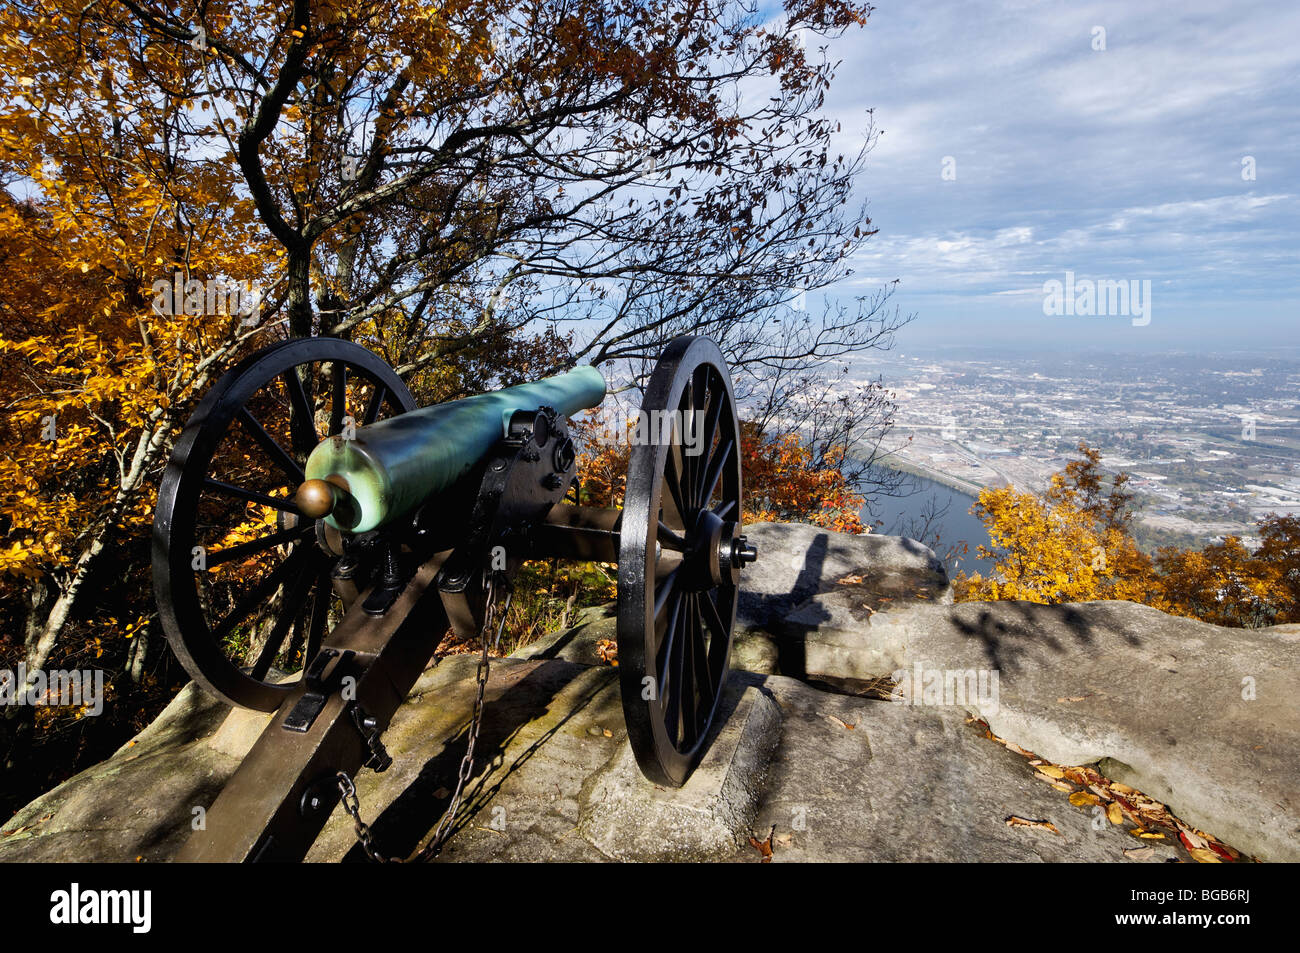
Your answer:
956,443 -> 1300,628
572,416 -> 866,533
0,0 -> 887,813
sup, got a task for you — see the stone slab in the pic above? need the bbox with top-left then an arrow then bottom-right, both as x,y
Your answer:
577,684 -> 782,861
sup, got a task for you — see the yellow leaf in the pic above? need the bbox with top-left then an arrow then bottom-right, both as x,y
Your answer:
1069,791 -> 1100,807
1036,765 -> 1065,779
1107,802 -> 1123,824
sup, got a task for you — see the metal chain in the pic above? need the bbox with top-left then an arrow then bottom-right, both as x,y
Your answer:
337,571 -> 511,863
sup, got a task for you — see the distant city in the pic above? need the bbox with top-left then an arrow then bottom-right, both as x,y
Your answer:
848,348 -> 1300,552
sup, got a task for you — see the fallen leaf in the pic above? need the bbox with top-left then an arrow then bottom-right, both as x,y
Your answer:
748,825 -> 776,863
1036,765 -> 1065,779
1006,816 -> 1061,835
837,574 -> 864,585
1123,846 -> 1156,860
825,714 -> 855,730
1032,773 -> 1074,793
1069,791 -> 1101,808
1188,847 -> 1222,863
1107,803 -> 1124,825
1177,826 -> 1208,851
1056,695 -> 1090,703
1208,841 -> 1238,861
602,729 -> 612,738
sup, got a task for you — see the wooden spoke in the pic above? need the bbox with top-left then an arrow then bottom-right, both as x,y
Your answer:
657,520 -> 687,551
282,365 -> 317,451
653,566 -> 680,620
362,383 -> 388,425
328,362 -> 348,437
699,435 -> 735,510
663,441 -> 690,523
304,567 -> 332,664
204,522 -> 314,569
250,565 -> 318,681
237,407 -> 305,484
203,477 -> 300,515
209,547 -> 313,643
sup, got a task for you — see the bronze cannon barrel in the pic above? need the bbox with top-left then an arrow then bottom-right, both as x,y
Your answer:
302,365 -> 606,533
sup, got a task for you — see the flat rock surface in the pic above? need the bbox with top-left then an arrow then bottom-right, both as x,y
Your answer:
313,660 -> 1174,862
1,523 -> 1292,864
0,657 -> 1184,863
778,591 -> 1300,862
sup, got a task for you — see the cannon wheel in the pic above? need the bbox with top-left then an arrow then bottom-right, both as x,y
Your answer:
153,337 -> 416,711
617,336 -> 744,786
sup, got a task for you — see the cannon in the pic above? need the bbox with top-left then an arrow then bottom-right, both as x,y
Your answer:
151,334 -> 757,861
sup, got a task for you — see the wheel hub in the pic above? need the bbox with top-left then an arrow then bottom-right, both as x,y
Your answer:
681,509 -> 758,589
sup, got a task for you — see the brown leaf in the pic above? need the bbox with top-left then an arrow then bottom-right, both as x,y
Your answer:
1123,846 -> 1156,860
825,714 -> 855,730
748,825 -> 776,863
595,639 -> 619,666
1208,841 -> 1238,861
1005,816 -> 1062,835
1032,773 -> 1075,793
836,574 -> 864,585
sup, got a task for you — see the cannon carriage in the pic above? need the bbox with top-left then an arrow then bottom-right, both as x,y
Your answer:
152,334 -> 757,861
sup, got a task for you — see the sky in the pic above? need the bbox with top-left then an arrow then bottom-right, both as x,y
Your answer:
800,0 -> 1299,355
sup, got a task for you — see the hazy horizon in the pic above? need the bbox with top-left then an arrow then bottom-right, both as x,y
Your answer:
790,0 -> 1300,354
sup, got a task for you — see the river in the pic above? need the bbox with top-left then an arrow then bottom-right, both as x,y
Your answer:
858,472 -> 997,577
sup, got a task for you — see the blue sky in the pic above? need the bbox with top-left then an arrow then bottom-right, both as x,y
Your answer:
802,0 -> 1299,354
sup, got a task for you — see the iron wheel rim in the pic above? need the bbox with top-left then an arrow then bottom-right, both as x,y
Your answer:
617,335 -> 743,786
152,337 -> 415,710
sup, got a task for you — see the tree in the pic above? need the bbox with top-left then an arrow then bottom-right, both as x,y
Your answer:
1,0 -> 902,800
956,443 -> 1156,604
956,443 -> 1300,629
573,416 -> 865,531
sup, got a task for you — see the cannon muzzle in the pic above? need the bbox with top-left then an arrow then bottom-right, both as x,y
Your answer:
302,365 -> 606,532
